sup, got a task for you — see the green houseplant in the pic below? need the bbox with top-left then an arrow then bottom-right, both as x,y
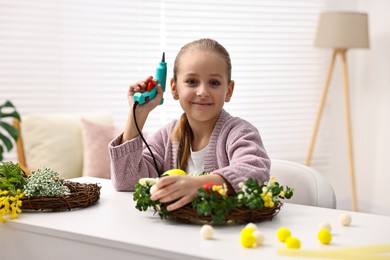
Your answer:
0,100 -> 21,161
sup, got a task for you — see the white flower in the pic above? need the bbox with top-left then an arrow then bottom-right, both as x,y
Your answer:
23,168 -> 70,197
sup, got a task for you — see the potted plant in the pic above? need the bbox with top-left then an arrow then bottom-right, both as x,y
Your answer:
0,100 -> 21,161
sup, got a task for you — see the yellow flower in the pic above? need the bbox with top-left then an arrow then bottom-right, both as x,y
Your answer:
218,189 -> 226,197
9,214 -> 18,220
212,185 -> 227,197
0,192 -> 23,223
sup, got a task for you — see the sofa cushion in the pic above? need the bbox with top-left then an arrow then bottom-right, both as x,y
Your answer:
80,118 -> 121,179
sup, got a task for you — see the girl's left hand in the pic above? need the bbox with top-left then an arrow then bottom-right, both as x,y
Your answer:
150,175 -> 201,211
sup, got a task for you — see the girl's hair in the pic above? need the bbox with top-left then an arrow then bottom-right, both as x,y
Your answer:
171,38 -> 232,170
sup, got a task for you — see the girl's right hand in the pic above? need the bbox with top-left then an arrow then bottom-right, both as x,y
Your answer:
122,76 -> 164,143
128,76 -> 164,113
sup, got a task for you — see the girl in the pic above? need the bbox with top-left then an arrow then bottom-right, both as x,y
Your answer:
109,38 -> 270,211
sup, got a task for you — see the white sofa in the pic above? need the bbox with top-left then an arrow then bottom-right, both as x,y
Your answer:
16,112 -> 120,179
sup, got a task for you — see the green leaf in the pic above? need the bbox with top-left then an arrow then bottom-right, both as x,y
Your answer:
0,132 -> 13,152
0,122 -> 19,141
0,161 -> 26,195
284,187 -> 294,199
0,100 -> 21,159
192,186 -> 232,224
0,111 -> 21,121
0,101 -> 20,119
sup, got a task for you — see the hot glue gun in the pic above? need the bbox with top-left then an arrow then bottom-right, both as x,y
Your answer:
134,52 -> 167,105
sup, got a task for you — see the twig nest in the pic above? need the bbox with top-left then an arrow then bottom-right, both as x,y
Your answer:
339,213 -> 352,226
318,221 -> 332,231
200,224 -> 214,240
133,176 -> 293,225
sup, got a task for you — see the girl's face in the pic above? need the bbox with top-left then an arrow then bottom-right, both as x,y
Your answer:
171,50 -> 234,125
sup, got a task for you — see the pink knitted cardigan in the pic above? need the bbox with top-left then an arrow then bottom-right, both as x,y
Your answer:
109,109 -> 270,192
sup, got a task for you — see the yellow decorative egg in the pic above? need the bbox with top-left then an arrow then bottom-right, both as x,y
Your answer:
277,227 -> 291,242
240,232 -> 256,248
318,228 -> 332,244
162,169 -> 187,177
241,227 -> 255,236
285,236 -> 301,249
240,227 -> 257,248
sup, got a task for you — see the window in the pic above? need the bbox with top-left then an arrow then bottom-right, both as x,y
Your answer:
1,0 -> 330,171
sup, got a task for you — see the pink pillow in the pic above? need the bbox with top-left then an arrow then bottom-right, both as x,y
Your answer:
80,118 -> 121,179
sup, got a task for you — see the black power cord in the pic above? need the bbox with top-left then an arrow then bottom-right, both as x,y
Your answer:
132,101 -> 161,177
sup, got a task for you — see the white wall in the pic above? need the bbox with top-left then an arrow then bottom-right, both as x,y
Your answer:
320,0 -> 390,215
355,0 -> 390,216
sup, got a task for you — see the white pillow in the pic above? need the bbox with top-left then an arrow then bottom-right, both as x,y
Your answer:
21,113 -> 113,179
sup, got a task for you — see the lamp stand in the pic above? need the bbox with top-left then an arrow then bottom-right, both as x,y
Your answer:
305,48 -> 358,212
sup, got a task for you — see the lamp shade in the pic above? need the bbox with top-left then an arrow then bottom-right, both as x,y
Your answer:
315,12 -> 369,49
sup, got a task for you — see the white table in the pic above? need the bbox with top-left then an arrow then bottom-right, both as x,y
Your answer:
1,177 -> 390,260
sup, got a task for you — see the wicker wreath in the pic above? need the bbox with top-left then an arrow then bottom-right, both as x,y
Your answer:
20,181 -> 101,211
160,202 -> 282,225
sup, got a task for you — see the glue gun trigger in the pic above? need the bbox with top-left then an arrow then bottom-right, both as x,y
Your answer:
147,80 -> 158,92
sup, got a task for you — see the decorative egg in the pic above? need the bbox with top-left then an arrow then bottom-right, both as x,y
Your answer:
149,185 -> 158,195
253,230 -> 265,246
245,222 -> 258,230
240,227 -> 256,248
162,169 -> 187,177
200,225 -> 214,240
277,227 -> 291,242
286,236 -> 301,249
318,228 -> 332,244
340,213 -> 352,226
318,221 -> 332,231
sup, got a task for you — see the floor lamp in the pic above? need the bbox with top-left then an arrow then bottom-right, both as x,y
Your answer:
306,12 -> 369,211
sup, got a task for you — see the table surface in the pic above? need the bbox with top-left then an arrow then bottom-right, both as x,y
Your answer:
3,177 -> 390,260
